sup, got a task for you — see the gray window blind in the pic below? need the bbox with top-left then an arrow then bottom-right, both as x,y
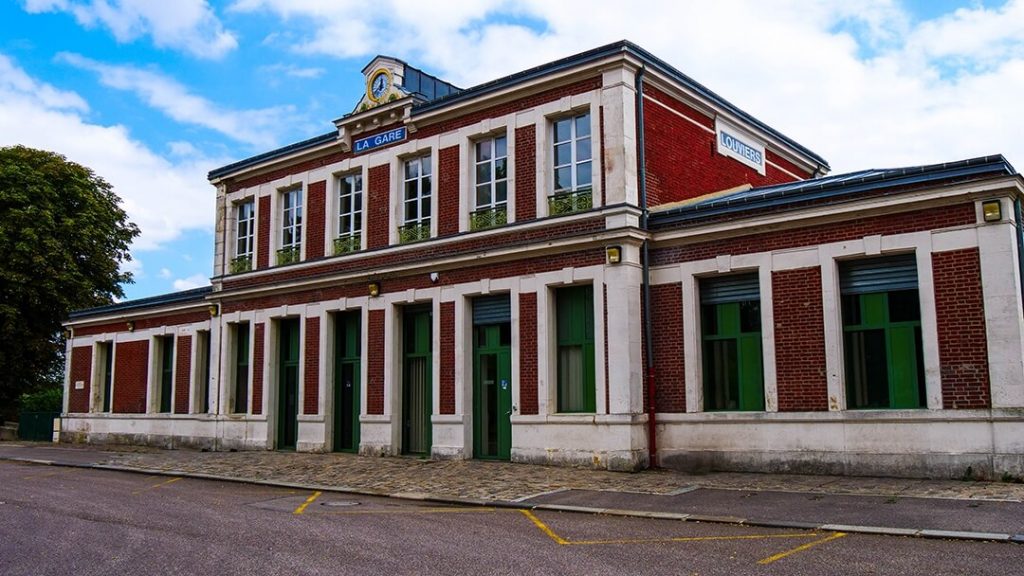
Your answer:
700,273 -> 760,305
473,295 -> 511,325
840,254 -> 918,295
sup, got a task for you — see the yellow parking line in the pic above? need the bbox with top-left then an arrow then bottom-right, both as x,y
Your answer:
520,510 -> 569,545
758,532 -> 847,564
293,491 -> 322,515
131,476 -> 182,495
323,506 -> 498,516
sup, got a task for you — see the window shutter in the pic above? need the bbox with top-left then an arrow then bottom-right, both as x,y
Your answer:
700,273 -> 760,305
840,254 -> 918,295
473,295 -> 511,325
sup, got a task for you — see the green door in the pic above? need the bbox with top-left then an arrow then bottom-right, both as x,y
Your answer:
402,306 -> 432,456
277,318 -> 300,450
473,323 -> 512,460
333,311 -> 361,453
159,336 -> 174,413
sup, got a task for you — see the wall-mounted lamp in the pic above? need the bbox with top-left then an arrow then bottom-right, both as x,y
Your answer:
368,282 -> 380,297
429,272 -> 439,284
208,304 -> 219,317
606,245 -> 623,265
126,320 -> 135,332
64,328 -> 73,339
982,199 -> 1002,222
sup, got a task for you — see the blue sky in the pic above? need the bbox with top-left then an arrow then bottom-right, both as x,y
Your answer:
1,1 -> 1022,301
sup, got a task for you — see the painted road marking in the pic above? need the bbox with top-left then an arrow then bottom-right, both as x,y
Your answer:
519,509 -> 821,547
132,476 -> 182,495
321,506 -> 499,516
22,467 -> 74,480
758,532 -> 848,564
293,491 -> 322,515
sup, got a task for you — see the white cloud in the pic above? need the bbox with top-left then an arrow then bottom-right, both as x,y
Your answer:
231,0 -> 1024,172
57,53 -> 294,149
22,0 -> 237,59
260,63 -> 326,79
119,256 -> 143,279
158,267 -> 172,279
0,53 -> 216,251
172,273 -> 210,291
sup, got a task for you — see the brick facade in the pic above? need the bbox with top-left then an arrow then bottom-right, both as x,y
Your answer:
68,345 -> 92,413
174,334 -> 192,414
367,310 -> 385,415
518,293 -> 538,415
439,302 -> 455,415
933,248 -> 991,409
772,267 -> 829,411
515,125 -> 536,222
650,283 -> 685,413
257,196 -> 271,270
113,340 -> 149,414
367,164 -> 390,250
306,180 -> 327,260
304,316 -> 320,415
74,310 -> 208,337
251,323 -> 264,415
438,146 -> 460,237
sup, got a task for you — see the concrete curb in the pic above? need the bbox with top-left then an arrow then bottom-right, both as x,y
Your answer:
3,454 -> 1021,545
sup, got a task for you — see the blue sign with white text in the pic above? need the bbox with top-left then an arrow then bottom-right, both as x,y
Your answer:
354,127 -> 407,154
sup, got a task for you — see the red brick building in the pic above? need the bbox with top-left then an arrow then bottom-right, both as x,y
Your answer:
63,41 -> 1024,478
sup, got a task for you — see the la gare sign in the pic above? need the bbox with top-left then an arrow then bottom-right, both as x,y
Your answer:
354,127 -> 407,154
715,119 -> 766,175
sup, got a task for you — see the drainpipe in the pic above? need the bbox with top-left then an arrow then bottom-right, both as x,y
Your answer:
635,65 -> 657,468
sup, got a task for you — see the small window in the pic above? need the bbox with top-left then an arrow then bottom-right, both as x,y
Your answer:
158,335 -> 174,413
233,323 -> 250,414
335,173 -> 362,255
278,187 -> 302,265
549,112 -> 592,216
700,273 -> 764,411
400,155 -> 432,243
231,201 -> 255,273
555,285 -> 595,413
471,135 -> 508,230
840,255 -> 925,409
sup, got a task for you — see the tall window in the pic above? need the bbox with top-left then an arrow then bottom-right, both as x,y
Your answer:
278,187 -> 302,265
471,135 -> 508,230
840,254 -> 925,409
335,173 -> 363,254
233,323 -> 250,414
400,155 -> 432,243
158,336 -> 174,413
549,112 -> 592,216
556,285 -> 595,413
231,200 -> 255,273
700,273 -> 764,411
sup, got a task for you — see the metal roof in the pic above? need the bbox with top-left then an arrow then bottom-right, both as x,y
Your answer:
67,286 -> 212,321
207,40 -> 830,182
649,155 -> 1018,227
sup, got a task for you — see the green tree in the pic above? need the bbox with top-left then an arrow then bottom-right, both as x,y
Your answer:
0,146 -> 139,418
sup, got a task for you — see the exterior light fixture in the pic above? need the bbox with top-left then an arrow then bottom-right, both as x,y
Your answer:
982,199 -> 1002,222
606,245 -> 622,265
368,282 -> 380,297
64,328 -> 73,339
208,304 -> 220,317
126,320 -> 135,332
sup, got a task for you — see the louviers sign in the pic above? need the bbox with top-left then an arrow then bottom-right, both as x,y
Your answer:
715,118 -> 765,175
354,127 -> 407,154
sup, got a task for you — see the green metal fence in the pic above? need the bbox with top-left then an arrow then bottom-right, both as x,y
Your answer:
18,411 -> 59,441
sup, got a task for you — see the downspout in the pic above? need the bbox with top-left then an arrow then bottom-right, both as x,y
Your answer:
635,65 -> 657,468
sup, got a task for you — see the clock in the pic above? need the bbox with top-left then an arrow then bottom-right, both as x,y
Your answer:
367,69 -> 391,103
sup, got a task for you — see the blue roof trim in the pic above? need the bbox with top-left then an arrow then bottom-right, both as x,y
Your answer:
208,132 -> 337,180
412,40 -> 829,169
649,155 -> 1018,227
68,286 -> 213,320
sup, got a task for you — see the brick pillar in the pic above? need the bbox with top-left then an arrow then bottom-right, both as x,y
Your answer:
257,196 -> 271,269
367,165 -> 390,250
515,125 -> 536,222
304,317 -> 320,415
367,309 -> 385,414
650,283 -> 684,412
68,346 -> 92,413
174,334 -> 192,414
252,323 -> 265,415
933,249 -> 991,408
306,180 -> 326,260
439,302 -> 455,414
519,293 -> 538,414
114,340 -> 149,414
772,267 -> 828,411
438,146 -> 460,236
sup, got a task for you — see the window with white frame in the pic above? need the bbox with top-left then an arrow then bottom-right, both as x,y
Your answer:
549,111 -> 592,216
335,173 -> 362,254
231,200 -> 255,273
400,155 -> 432,243
471,134 -> 508,230
278,187 -> 302,265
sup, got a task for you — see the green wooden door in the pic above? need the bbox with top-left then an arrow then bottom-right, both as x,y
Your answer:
402,306 -> 432,456
159,336 -> 174,413
701,301 -> 764,411
556,285 -> 595,413
333,311 -> 361,453
100,342 -> 113,413
473,323 -> 512,460
277,318 -> 300,450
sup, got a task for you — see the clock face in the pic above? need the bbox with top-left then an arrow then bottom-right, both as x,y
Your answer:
370,71 -> 389,101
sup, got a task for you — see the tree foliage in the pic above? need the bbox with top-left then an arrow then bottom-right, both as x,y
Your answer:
0,145 -> 139,415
